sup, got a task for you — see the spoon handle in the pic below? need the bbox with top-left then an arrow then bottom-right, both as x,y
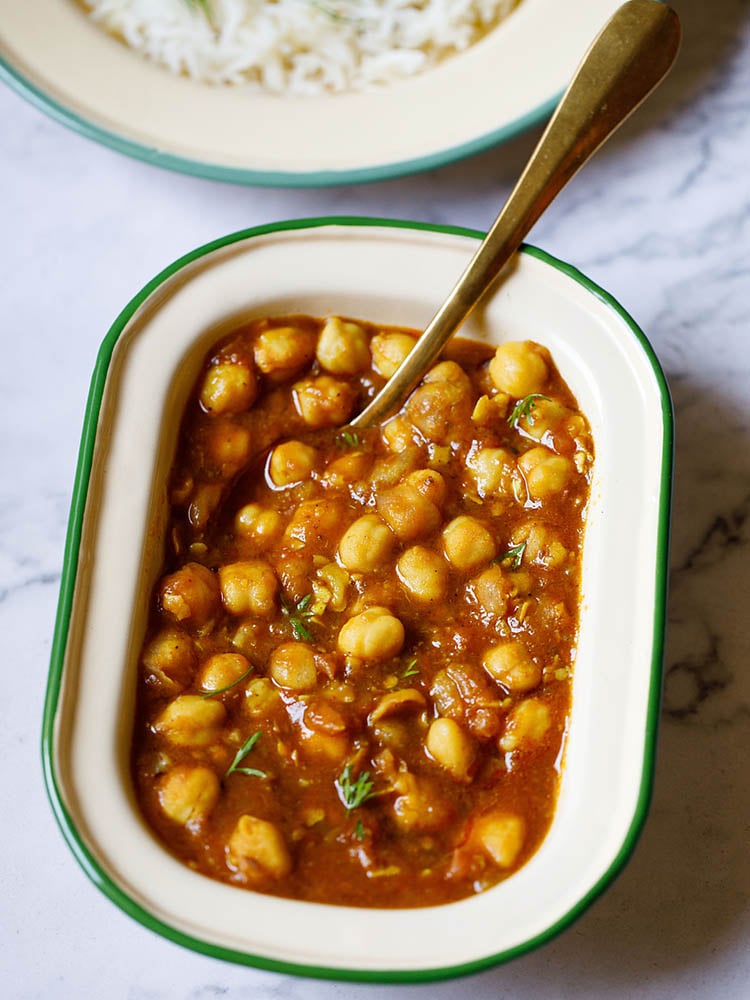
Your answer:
351,0 -> 680,429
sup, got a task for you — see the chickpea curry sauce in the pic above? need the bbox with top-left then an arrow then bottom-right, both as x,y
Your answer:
133,314 -> 594,907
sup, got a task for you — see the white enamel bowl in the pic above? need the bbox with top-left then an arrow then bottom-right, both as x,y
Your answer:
1,0 -> 624,185
43,218 -> 672,981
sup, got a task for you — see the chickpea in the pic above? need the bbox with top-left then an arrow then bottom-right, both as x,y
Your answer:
499,698 -> 551,751
391,771 -> 454,832
293,375 -> 357,429
472,812 -> 525,868
337,607 -> 405,662
284,499 -> 343,553
405,468 -> 446,508
268,440 -> 317,488
227,815 -> 292,884
299,729 -> 349,762
199,361 -> 257,415
371,331 -> 416,378
482,641 -> 541,693
423,360 -> 472,395
304,698 -> 348,734
232,620 -> 264,656
142,628 -> 196,694
187,482 -> 223,531
159,562 -> 219,628
235,503 -> 284,551
199,420 -> 251,477
381,415 -> 417,453
534,595 -> 570,632
219,560 -> 278,617
316,317 -> 370,374
153,695 -> 226,747
274,551 -> 314,604
568,413 -> 586,436
376,484 -> 441,542
489,341 -> 549,397
442,516 -> 497,571
322,680 -> 354,705
518,448 -> 573,499
468,564 -> 511,617
270,642 -> 318,691
338,514 -> 394,573
396,546 -> 447,602
426,717 -> 476,781
512,523 -> 568,568
254,325 -> 314,376
509,570 -> 533,597
322,450 -> 371,488
199,652 -> 252,694
471,392 -> 510,425
245,676 -> 282,716
407,381 -> 473,444
466,447 -> 516,498
516,397 -> 569,441
370,448 -> 422,489
158,766 -> 220,825
316,561 -> 350,612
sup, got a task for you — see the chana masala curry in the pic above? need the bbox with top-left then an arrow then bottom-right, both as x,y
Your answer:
133,314 -> 593,907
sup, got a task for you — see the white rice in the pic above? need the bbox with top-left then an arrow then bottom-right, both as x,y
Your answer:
83,0 -> 520,95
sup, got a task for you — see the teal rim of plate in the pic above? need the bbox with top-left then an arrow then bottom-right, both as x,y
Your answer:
0,54 -> 558,187
41,216 -> 673,983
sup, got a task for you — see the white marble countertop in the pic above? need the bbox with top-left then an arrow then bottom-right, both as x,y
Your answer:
2,0 -> 749,996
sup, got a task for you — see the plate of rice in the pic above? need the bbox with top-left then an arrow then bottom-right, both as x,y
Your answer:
0,0 -> 622,185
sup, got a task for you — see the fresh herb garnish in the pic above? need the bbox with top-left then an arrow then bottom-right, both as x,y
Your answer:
183,0 -> 212,21
336,764 -> 376,815
309,0 -> 359,22
401,658 -> 420,679
281,594 -> 315,641
225,731 -> 266,780
336,429 -> 361,449
507,393 -> 550,427
200,664 -> 254,699
354,819 -> 366,841
496,541 -> 527,570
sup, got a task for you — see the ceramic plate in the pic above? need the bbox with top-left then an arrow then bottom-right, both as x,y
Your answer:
43,218 -> 672,980
1,0 -> 623,186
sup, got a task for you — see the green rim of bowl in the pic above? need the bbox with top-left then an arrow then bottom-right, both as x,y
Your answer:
0,54 -> 557,187
42,216 -> 673,982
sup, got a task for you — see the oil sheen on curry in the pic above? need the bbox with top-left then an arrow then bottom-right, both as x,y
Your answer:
133,314 -> 593,908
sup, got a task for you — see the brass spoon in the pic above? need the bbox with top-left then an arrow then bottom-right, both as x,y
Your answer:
349,0 -> 680,430
211,0 -> 679,531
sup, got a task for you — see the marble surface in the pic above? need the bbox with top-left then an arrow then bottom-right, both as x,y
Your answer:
2,0 -> 749,996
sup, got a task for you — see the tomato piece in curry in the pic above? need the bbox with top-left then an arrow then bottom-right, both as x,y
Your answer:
132,314 -> 593,907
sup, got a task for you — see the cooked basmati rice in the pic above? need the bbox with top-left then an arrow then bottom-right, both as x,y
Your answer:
83,0 -> 521,95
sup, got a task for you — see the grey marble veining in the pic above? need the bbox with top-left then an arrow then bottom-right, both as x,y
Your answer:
3,0 -> 750,996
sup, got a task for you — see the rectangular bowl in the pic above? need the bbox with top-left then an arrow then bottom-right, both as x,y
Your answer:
43,217 -> 672,982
